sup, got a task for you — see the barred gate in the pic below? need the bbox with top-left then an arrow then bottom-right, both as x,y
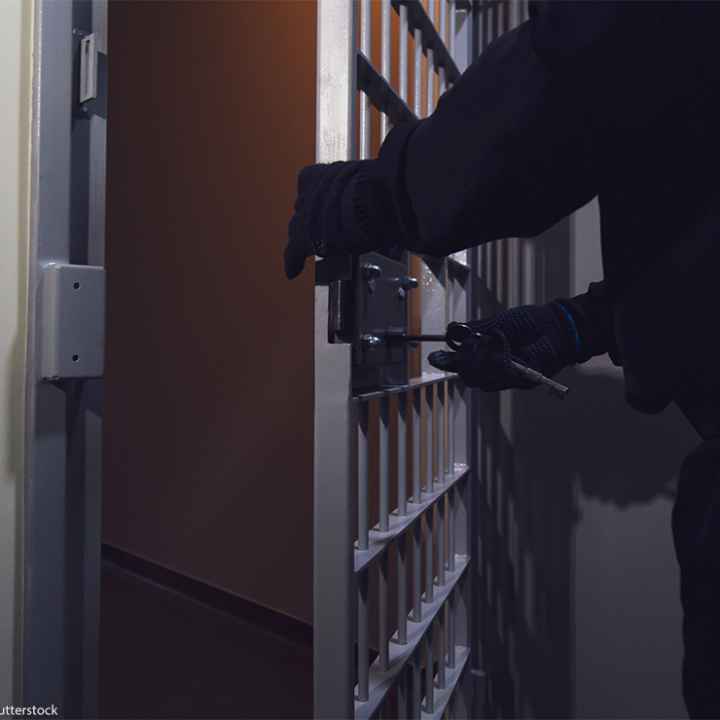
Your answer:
314,2 -> 527,717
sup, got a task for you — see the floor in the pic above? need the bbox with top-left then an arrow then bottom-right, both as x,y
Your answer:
99,554 -> 313,719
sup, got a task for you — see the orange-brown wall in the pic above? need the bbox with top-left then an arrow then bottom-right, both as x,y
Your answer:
104,0 -> 316,623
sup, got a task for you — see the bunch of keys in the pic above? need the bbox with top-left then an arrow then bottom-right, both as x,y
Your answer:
397,321 -> 570,399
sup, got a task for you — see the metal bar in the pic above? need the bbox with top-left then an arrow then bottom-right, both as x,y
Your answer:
439,0 -> 447,94
413,25 -> 423,117
354,558 -> 469,720
379,552 -> 390,670
379,396 -> 390,531
354,370 -> 455,403
398,392 -> 408,516
449,0 -> 456,59
437,498 -> 446,587
398,665 -> 409,719
448,380 -> 456,473
447,588 -> 456,669
438,607 -> 447,690
357,51 -> 416,126
360,0 -> 371,158
313,2 -> 356,716
398,534 -> 408,644
380,0 -> 391,139
425,630 -> 435,713
412,390 -> 422,502
358,569 -> 370,701
358,400 -> 370,550
354,464 -> 469,573
413,518 -> 423,621
412,652 -> 423,719
425,385 -> 434,491
399,4 -> 409,102
437,382 -> 445,483
426,38 -> 434,118
425,509 -> 434,602
448,486 -> 456,572
392,0 -> 461,83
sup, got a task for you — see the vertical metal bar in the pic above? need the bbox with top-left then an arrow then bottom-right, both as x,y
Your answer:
398,535 -> 408,644
449,0 -> 456,59
448,486 -> 456,572
438,606 -> 447,689
426,44 -> 435,117
425,629 -> 435,714
413,519 -> 423,621
357,569 -> 370,701
425,385 -> 434,491
414,25 -> 423,117
448,589 -> 457,669
379,552 -> 390,670
412,651 -> 423,719
399,4 -> 409,102
439,0 -> 447,94
437,498 -> 446,586
314,2 -> 356,715
358,401 -> 370,550
398,666 -> 409,719
425,510 -> 434,602
398,392 -> 408,516
379,395 -> 390,531
448,380 -> 456,473
360,0 -> 371,158
437,382 -> 445,482
380,0 -> 391,139
412,389 -> 422,502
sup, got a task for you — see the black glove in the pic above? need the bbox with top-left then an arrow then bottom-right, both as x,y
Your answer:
284,161 -> 366,279
427,300 -> 593,390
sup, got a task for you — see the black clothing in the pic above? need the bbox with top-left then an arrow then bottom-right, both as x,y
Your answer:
351,0 -> 720,413
673,435 -> 720,718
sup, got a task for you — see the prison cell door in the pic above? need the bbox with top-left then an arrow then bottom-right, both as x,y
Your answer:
313,2 -> 480,717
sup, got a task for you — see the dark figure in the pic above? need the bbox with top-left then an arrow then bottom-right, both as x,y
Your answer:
285,2 -> 720,716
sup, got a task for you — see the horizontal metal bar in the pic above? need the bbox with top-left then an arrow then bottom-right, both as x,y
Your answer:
354,556 -> 470,720
354,371 -> 460,402
357,50 -> 416,127
420,646 -> 472,720
354,464 -> 469,573
391,0 -> 461,84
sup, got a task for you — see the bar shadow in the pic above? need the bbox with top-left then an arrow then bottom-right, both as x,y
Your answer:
471,219 -> 696,718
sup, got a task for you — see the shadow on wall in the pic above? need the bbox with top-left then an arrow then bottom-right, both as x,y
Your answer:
472,220 -> 697,718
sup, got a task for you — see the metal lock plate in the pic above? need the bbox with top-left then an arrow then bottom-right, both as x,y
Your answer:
352,252 -> 416,391
41,263 -> 105,380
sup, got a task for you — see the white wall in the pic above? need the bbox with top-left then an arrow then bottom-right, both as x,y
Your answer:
0,0 -> 34,705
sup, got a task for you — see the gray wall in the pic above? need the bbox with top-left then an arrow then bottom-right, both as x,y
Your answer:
569,200 -> 695,718
474,199 -> 698,718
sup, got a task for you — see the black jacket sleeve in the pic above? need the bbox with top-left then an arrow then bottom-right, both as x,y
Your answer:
354,2 -> 627,257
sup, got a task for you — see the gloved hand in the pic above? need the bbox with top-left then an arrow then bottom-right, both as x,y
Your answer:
285,161 -> 369,279
428,301 -> 583,390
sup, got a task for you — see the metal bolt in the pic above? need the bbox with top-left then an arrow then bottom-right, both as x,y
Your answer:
360,334 -> 384,348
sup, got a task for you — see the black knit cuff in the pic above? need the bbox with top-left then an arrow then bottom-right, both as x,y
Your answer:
556,281 -> 619,364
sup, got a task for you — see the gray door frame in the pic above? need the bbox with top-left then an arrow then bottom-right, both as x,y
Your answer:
24,1 -> 106,716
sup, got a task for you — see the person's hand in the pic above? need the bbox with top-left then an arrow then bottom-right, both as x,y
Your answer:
284,161 -> 369,280
428,302 -> 581,390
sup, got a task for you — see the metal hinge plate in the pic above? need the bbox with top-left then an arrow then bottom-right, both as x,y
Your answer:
79,33 -> 98,103
41,264 -> 105,381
